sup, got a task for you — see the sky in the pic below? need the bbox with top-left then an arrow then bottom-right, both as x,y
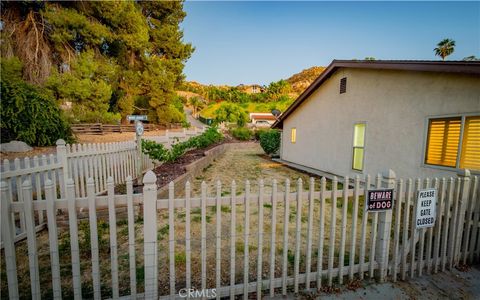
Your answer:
180,1 -> 480,86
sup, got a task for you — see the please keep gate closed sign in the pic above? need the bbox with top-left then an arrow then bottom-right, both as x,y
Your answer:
415,188 -> 437,229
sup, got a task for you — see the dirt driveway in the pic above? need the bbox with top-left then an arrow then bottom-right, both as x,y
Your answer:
189,142 -> 323,196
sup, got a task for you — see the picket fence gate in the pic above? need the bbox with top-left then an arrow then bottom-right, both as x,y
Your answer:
1,168 -> 479,299
0,127 -> 204,245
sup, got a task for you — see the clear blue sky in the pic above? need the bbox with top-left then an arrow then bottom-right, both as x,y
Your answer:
181,1 -> 480,86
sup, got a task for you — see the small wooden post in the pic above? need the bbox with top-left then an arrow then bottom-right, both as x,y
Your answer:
143,171 -> 158,299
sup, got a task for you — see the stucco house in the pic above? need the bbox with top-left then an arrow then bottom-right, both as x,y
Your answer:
271,60 -> 480,179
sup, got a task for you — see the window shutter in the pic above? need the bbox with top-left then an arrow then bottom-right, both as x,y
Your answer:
460,116 -> 480,170
425,118 -> 461,167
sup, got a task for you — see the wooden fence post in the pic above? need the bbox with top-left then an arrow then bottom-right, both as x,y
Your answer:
376,169 -> 396,282
56,139 -> 68,199
143,171 -> 158,299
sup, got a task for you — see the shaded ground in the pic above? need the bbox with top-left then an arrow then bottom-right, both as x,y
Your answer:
280,265 -> 480,299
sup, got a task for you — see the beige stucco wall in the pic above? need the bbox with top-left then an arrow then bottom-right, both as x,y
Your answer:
281,68 -> 480,180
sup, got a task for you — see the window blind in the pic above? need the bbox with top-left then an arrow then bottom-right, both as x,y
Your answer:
460,116 -> 480,170
425,118 -> 461,167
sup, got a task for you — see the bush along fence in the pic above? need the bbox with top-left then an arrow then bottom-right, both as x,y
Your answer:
1,168 -> 479,299
0,127 -> 204,245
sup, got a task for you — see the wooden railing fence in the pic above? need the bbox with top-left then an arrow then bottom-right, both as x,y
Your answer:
71,123 -> 185,135
1,169 -> 478,299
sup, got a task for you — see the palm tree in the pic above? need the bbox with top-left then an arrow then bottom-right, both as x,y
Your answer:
434,39 -> 456,60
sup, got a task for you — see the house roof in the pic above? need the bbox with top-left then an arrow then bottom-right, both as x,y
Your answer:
271,60 -> 480,129
250,113 -> 277,120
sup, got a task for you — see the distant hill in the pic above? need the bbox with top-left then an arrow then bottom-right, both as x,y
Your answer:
181,66 -> 326,97
286,66 -> 326,94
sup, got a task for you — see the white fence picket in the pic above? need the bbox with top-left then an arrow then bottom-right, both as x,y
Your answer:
230,181 -> 237,299
256,179 -> 264,299
281,179 -> 290,295
66,178 -> 82,299
185,181 -> 192,292
215,181 -> 222,300
441,178 -> 454,272
269,179 -> 277,297
108,177 -> 120,299
328,176 -> 337,286
169,182 -> 176,296
293,178 -> 303,293
243,180 -> 251,299
401,178 -> 412,280
349,176 -> 360,280
45,178 -> 62,299
316,177 -> 326,288
338,176 -> 349,284
359,175 -> 370,280
468,177 -> 479,264
305,177 -> 314,289
1,181 -> 19,299
23,179 -> 41,300
87,177 -> 101,300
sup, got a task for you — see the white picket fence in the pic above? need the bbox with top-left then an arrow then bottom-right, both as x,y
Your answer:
0,127 -> 204,244
1,169 -> 478,299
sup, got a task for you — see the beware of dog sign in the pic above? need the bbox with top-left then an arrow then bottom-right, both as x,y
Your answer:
415,188 -> 437,228
366,189 -> 394,212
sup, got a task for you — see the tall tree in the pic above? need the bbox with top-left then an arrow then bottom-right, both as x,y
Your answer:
434,38 -> 456,61
0,1 -> 194,125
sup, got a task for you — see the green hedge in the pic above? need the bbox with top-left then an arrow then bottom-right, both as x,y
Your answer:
230,127 -> 253,140
0,58 -> 74,146
259,129 -> 281,155
142,127 -> 223,163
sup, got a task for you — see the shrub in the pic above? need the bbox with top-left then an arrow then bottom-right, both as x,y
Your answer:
0,57 -> 74,146
230,127 -> 253,140
142,127 -> 223,163
259,129 -> 281,155
213,102 -> 249,126
254,128 -> 269,140
141,139 -> 169,162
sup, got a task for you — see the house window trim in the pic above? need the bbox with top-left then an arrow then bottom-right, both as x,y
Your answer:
421,112 -> 480,174
351,122 -> 367,173
291,127 -> 296,144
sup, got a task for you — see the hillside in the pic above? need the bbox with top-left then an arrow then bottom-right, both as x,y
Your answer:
286,66 -> 326,94
180,65 -> 326,119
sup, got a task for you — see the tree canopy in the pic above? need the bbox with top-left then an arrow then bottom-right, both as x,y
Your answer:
1,1 -> 194,124
434,38 -> 455,61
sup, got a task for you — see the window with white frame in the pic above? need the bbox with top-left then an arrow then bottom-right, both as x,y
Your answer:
425,115 -> 480,171
352,123 -> 366,171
